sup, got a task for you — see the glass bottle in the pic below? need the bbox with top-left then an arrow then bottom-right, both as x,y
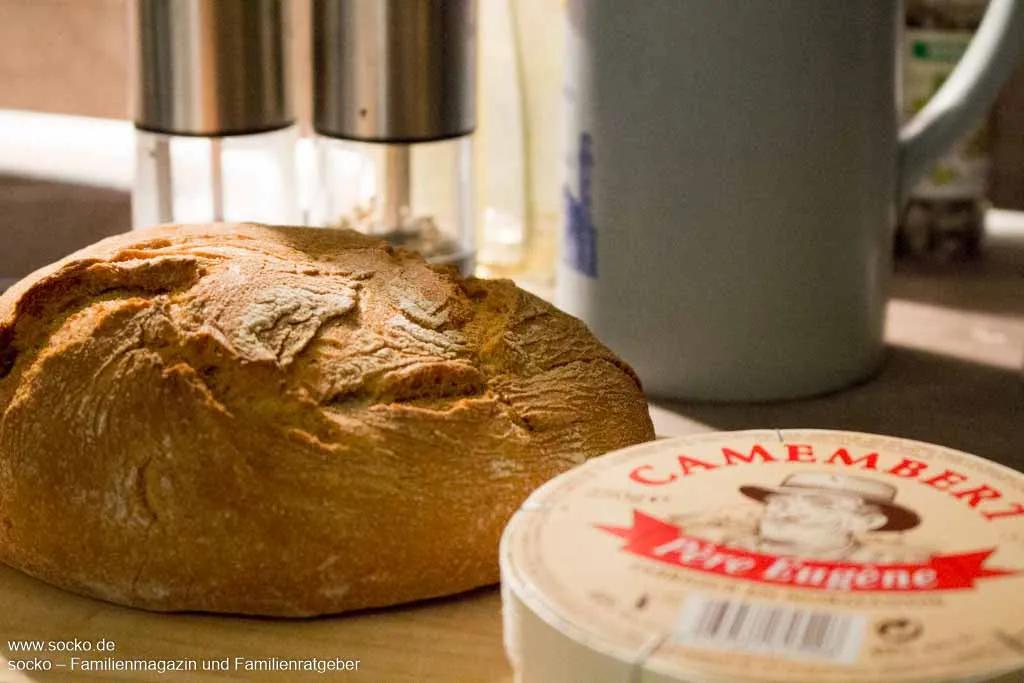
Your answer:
310,0 -> 476,274
132,0 -> 299,228
310,136 -> 473,273
474,0 -> 528,278
133,126 -> 299,227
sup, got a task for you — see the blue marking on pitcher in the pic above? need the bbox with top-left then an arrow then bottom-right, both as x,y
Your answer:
564,133 -> 598,278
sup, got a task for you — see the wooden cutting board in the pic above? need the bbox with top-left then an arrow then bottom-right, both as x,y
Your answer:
0,563 -> 512,682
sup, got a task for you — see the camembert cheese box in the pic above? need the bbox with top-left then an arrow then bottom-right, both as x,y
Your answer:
500,430 -> 1024,682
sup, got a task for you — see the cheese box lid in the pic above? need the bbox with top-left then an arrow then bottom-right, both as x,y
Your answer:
500,430 -> 1024,683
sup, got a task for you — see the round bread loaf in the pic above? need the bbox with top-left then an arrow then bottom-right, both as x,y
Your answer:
0,224 -> 653,616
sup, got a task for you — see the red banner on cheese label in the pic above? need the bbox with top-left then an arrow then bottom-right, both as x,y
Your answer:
596,511 -> 1015,592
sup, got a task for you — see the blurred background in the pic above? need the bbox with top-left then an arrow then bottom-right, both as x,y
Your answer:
0,0 -> 1021,286
0,0 -> 564,289
2,0 -> 1017,280
0,0 -> 1022,440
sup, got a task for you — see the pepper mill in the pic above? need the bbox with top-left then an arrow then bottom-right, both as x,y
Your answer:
310,0 -> 477,274
132,0 -> 299,228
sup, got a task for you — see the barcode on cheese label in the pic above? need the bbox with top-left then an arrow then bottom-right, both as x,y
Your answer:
673,595 -> 866,664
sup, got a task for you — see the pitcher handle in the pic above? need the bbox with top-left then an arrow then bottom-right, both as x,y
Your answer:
898,0 -> 1024,201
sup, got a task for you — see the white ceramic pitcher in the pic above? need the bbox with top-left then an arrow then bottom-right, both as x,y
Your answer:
556,0 -> 1024,401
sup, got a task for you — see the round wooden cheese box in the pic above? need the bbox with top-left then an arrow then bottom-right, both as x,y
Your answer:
500,430 -> 1024,682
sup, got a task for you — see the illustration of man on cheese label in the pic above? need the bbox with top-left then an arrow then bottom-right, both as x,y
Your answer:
683,472 -> 933,563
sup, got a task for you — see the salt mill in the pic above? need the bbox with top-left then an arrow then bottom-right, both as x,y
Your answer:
132,0 -> 299,228
311,0 -> 477,273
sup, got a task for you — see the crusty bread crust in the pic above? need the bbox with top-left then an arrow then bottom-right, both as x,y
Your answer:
0,224 -> 653,616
